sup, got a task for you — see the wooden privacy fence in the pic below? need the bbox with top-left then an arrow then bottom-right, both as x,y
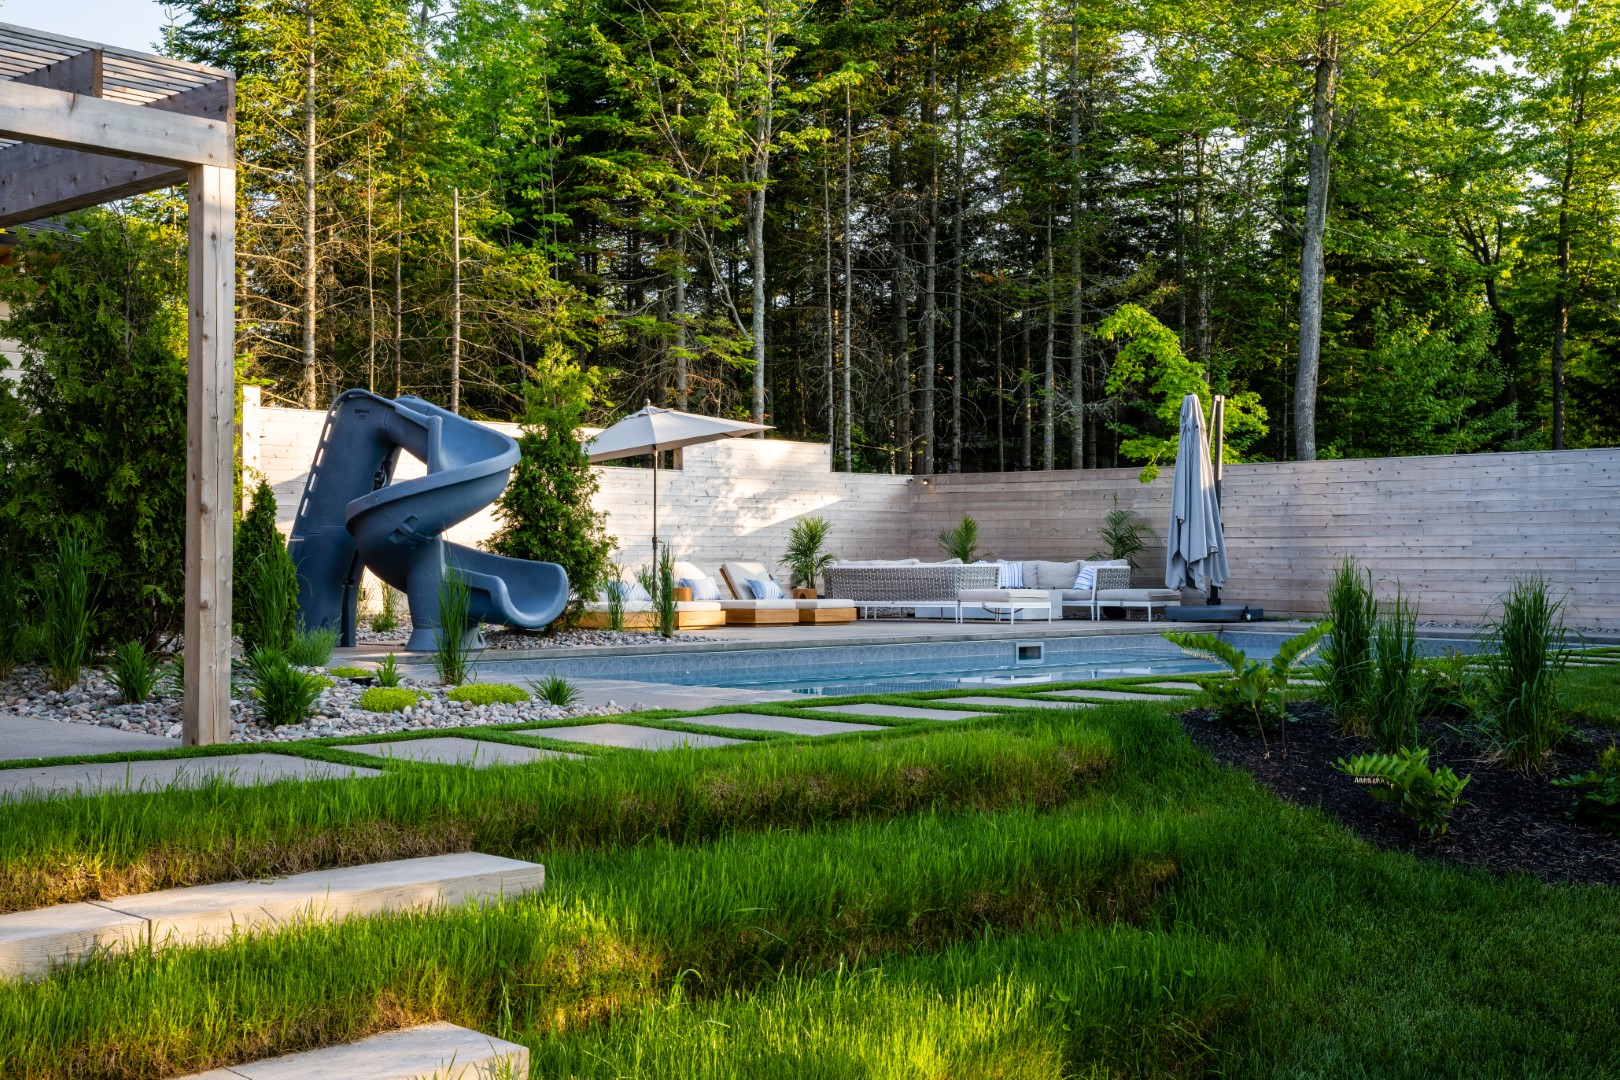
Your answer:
245,395 -> 1620,629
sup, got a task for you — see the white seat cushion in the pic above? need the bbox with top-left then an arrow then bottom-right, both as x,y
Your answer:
1095,589 -> 1181,602
957,589 -> 1048,603
717,599 -> 799,610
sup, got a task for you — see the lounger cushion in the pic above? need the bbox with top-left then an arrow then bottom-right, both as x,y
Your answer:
717,599 -> 798,611
957,589 -> 1049,603
1094,589 -> 1181,603
793,598 -> 856,610
720,560 -> 784,600
581,600 -> 722,613
600,581 -> 651,603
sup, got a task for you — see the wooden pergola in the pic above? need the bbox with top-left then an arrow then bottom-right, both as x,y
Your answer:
0,24 -> 236,746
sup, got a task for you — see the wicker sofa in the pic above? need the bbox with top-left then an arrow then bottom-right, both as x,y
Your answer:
822,561 -> 999,620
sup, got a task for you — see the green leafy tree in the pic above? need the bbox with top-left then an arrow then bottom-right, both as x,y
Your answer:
0,211 -> 188,649
490,349 -> 616,621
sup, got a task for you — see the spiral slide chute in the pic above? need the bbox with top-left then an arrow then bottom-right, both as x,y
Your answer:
287,390 -> 568,651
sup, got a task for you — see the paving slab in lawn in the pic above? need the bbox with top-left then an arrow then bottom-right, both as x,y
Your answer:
532,723 -> 746,750
1139,681 -> 1205,692
1037,689 -> 1187,702
176,1021 -> 528,1080
673,712 -> 883,736
0,854 -> 544,981
345,737 -> 579,766
806,703 -> 992,722
0,714 -> 180,762
0,753 -> 381,803
0,902 -> 149,980
105,853 -> 545,953
934,695 -> 1090,710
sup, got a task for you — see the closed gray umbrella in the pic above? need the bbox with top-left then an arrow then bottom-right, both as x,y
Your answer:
1165,393 -> 1229,595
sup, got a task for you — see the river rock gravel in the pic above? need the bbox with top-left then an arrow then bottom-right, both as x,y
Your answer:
1,663 -> 623,745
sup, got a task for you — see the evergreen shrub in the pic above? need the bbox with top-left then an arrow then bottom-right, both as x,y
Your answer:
490,349 -> 615,623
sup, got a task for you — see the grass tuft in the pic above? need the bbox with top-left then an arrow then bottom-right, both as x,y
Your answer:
447,683 -> 529,706
356,687 -> 421,713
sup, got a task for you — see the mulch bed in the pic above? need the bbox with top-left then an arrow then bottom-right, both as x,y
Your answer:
1179,701 -> 1620,886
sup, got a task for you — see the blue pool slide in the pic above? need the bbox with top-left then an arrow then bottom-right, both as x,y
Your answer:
287,390 -> 568,651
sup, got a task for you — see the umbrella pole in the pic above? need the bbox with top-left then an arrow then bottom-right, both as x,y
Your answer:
651,449 -> 659,566
1209,395 -> 1225,606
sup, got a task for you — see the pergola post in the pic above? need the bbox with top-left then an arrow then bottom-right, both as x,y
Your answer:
184,165 -> 236,746
0,24 -> 237,745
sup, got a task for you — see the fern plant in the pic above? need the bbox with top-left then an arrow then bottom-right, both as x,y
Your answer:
936,515 -> 982,564
1552,744 -> 1620,833
1335,747 -> 1471,838
1164,622 -> 1330,758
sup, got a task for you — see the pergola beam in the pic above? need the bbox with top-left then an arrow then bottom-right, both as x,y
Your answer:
0,82 -> 230,225
12,47 -> 100,94
0,79 -> 231,170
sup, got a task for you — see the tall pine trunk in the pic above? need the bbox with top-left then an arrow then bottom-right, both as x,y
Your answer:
674,232 -> 689,409
1551,90 -> 1583,451
749,42 -> 774,433
1068,15 -> 1085,469
1020,308 -> 1032,469
450,187 -> 462,414
1043,222 -> 1056,471
949,77 -> 965,473
823,133 -> 837,457
1294,37 -> 1337,462
842,85 -> 854,472
302,7 -> 318,408
921,49 -> 939,474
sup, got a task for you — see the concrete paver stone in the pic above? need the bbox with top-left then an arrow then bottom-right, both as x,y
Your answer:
173,1021 -> 529,1080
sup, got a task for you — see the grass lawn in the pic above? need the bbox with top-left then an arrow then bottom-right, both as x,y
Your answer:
1,688 -> 1617,1078
1559,662 -> 1620,727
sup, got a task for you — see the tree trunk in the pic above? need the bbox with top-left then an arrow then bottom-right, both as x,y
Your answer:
394,189 -> 403,397
302,6 -> 318,409
450,186 -> 461,414
1195,136 -> 1212,371
1068,14 -> 1085,470
949,77 -> 965,473
1552,126 -> 1580,451
890,126 -> 911,474
824,131 -> 837,460
921,50 -> 939,474
1020,308 -> 1032,469
1294,37 -> 1337,462
365,138 -> 376,393
841,85 -> 854,473
995,307 -> 1004,472
674,231 -> 688,409
749,42 -> 774,433
1043,224 -> 1056,471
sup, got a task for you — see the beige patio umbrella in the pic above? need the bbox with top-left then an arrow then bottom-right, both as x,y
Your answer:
584,401 -> 771,559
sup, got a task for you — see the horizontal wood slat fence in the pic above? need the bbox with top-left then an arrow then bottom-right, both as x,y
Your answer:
244,394 -> 1620,628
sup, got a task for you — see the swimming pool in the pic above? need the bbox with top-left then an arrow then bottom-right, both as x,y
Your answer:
486,630 -> 1483,697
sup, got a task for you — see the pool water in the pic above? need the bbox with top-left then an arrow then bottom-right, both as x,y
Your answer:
730,656 -> 1221,696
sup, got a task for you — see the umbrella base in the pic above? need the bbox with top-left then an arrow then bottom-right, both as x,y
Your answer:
1163,603 -> 1263,623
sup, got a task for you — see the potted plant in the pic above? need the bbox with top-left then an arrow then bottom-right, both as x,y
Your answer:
1093,497 -> 1159,619
782,515 -> 836,598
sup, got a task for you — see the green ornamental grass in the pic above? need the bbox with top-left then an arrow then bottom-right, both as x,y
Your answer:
447,683 -> 529,706
287,625 -> 338,667
107,640 -> 160,704
357,687 -> 421,713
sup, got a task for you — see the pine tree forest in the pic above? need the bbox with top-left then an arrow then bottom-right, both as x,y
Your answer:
161,0 -> 1620,472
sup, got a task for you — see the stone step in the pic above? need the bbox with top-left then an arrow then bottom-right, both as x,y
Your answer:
0,853 -> 544,981
933,695 -> 1087,711
806,703 -> 992,722
1037,689 -> 1186,702
670,712 -> 883,736
179,1021 -> 528,1079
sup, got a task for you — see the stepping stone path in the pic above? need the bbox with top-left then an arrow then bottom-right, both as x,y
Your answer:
935,696 -> 1087,711
345,737 -> 579,766
674,713 -> 883,736
1139,681 -> 1204,692
1038,689 -> 1185,702
806,703 -> 992,722
0,753 -> 381,803
177,1021 -> 527,1080
532,723 -> 745,750
0,853 -> 545,981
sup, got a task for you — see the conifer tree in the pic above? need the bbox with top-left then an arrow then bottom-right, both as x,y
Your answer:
490,350 -> 616,621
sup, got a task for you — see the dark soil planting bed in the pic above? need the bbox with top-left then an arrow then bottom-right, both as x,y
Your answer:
1180,700 -> 1620,886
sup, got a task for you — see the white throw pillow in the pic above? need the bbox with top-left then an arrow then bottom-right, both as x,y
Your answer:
997,560 -> 1024,588
1073,566 -> 1097,590
747,577 -> 785,600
